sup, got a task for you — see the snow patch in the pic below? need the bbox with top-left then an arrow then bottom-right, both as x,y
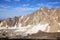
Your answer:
20,16 -> 24,19
46,26 -> 50,32
57,30 -> 60,32
25,23 -> 49,35
58,23 -> 60,25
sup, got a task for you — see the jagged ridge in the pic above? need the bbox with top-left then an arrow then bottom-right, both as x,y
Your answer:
0,7 -> 60,33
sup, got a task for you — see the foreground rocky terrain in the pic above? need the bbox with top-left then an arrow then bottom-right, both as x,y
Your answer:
0,29 -> 60,39
0,7 -> 60,39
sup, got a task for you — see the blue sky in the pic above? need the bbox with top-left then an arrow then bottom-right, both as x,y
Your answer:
0,0 -> 60,19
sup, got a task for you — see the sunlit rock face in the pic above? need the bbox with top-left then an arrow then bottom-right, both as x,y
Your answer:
0,7 -> 60,36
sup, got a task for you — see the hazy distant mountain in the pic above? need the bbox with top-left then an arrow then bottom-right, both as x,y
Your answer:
0,7 -> 60,37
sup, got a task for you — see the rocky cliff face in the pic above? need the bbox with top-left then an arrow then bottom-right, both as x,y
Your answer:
0,7 -> 60,36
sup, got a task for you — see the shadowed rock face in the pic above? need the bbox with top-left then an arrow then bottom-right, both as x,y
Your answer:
6,17 -> 19,27
0,21 -> 1,23
0,7 -> 60,33
0,20 -> 3,23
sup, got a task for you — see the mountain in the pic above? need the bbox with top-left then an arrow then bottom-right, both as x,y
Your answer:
0,7 -> 60,37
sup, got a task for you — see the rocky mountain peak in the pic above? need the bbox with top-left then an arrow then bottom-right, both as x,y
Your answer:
0,7 -> 60,33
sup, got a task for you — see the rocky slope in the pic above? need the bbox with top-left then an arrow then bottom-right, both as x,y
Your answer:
0,7 -> 60,37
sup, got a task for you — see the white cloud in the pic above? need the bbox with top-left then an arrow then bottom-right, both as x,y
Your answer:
37,3 -> 44,6
27,0 -> 30,1
47,2 -> 60,4
0,5 -> 11,8
37,3 -> 45,7
0,6 -> 39,19
45,2 -> 60,9
0,5 -> 39,12
14,0 -> 20,1
5,0 -> 20,2
5,0 -> 11,2
22,4 -> 30,7
14,7 -> 39,11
